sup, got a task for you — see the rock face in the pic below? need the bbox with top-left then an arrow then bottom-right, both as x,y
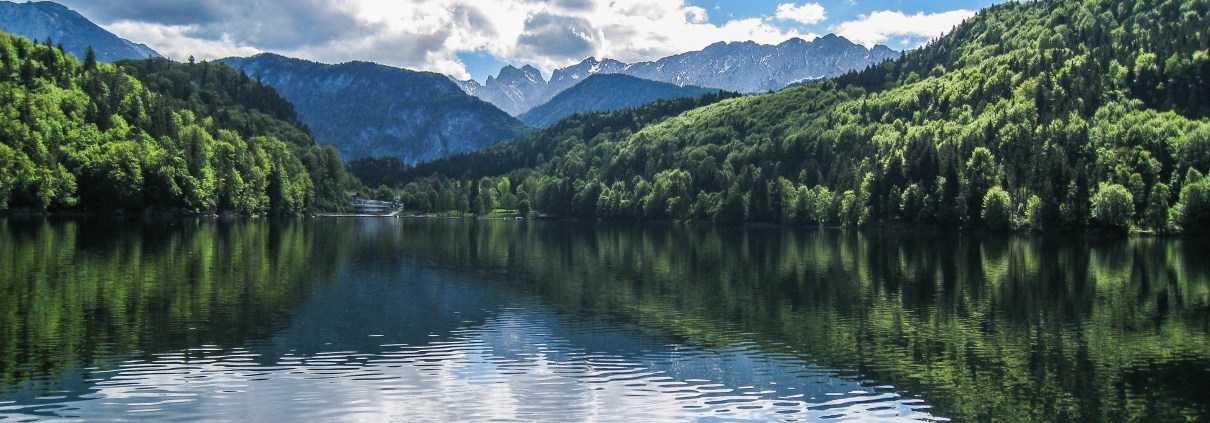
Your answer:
453,65 -> 548,117
0,1 -> 159,62
221,54 -> 530,166
518,74 -> 719,129
456,34 -> 900,116
625,35 -> 900,92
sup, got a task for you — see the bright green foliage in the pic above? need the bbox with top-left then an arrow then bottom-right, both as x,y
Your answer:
965,148 -> 998,222
794,185 -> 839,225
388,177 -> 508,216
0,32 -> 358,214
374,184 -> 394,201
1143,183 -> 1171,230
839,191 -> 861,227
981,186 -> 1013,231
1025,195 -> 1044,229
645,169 -> 694,219
1174,169 -> 1210,233
899,183 -> 924,223
391,0 -> 1209,233
1091,183 -> 1135,230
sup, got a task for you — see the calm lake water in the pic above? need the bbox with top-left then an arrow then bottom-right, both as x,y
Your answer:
1,217 -> 1208,422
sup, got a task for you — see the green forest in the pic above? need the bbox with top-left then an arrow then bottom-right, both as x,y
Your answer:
390,0 -> 1210,234
0,31 -> 360,215
380,92 -> 743,217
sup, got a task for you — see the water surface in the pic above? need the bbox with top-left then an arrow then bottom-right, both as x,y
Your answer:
1,217 -> 1208,422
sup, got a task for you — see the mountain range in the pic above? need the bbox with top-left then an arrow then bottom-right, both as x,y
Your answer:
455,35 -> 900,116
3,1 -> 911,172
0,0 -> 158,62
393,0 -> 1210,236
219,54 -> 530,166
517,74 -> 720,128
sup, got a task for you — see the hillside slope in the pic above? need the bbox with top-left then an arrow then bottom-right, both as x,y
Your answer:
518,74 -> 719,128
0,31 -> 357,214
402,0 -> 1210,234
0,1 -> 158,62
393,91 -> 743,186
221,54 -> 531,165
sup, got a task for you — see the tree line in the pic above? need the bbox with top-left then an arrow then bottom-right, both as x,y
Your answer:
379,0 -> 1210,233
0,32 -> 360,214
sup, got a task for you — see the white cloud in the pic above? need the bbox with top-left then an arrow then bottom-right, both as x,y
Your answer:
775,3 -> 827,25
832,9 -> 975,48
89,0 -> 809,80
105,21 -> 263,60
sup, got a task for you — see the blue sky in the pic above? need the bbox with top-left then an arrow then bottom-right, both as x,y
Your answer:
693,0 -> 998,25
62,0 -> 1002,82
459,52 -> 513,86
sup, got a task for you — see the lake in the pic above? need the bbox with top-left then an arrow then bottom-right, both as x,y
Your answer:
1,217 -> 1208,422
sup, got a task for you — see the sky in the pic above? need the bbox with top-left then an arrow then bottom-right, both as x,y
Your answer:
50,0 -> 1001,83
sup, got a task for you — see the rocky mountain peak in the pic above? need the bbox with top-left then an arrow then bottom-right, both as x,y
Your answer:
493,64 -> 546,86
548,57 -> 626,86
457,34 -> 903,117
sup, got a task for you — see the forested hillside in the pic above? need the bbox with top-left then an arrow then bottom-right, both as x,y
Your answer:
396,0 -> 1210,234
0,31 -> 359,214
385,92 -> 742,215
518,74 -> 719,129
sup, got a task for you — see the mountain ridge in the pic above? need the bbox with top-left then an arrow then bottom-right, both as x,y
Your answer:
517,74 -> 721,128
455,35 -> 900,116
0,1 -> 159,62
220,53 -> 531,166
399,0 -> 1210,236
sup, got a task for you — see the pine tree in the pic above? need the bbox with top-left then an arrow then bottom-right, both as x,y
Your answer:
83,46 -> 97,71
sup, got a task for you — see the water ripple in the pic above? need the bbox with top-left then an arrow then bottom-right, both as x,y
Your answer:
2,307 -> 942,422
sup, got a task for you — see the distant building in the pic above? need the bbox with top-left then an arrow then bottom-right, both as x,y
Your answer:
351,197 -> 395,215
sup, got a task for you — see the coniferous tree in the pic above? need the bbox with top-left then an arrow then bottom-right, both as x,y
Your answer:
354,0 -> 1210,233
83,45 -> 96,71
0,31 -> 360,214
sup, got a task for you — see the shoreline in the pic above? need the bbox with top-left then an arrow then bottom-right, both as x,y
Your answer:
1,210 -> 1200,237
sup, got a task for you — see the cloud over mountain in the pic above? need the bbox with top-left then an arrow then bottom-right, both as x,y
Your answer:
56,0 -> 817,79
55,0 -> 976,79
833,9 -> 977,48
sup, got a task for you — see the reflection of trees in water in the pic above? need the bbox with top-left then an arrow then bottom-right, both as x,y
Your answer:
4,217 -> 1205,421
396,220 -> 1210,422
0,217 -> 352,387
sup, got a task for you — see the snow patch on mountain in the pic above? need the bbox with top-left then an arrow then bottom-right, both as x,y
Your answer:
454,34 -> 900,116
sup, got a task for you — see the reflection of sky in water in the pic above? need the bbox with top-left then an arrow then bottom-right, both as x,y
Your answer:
1,258 -> 943,422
